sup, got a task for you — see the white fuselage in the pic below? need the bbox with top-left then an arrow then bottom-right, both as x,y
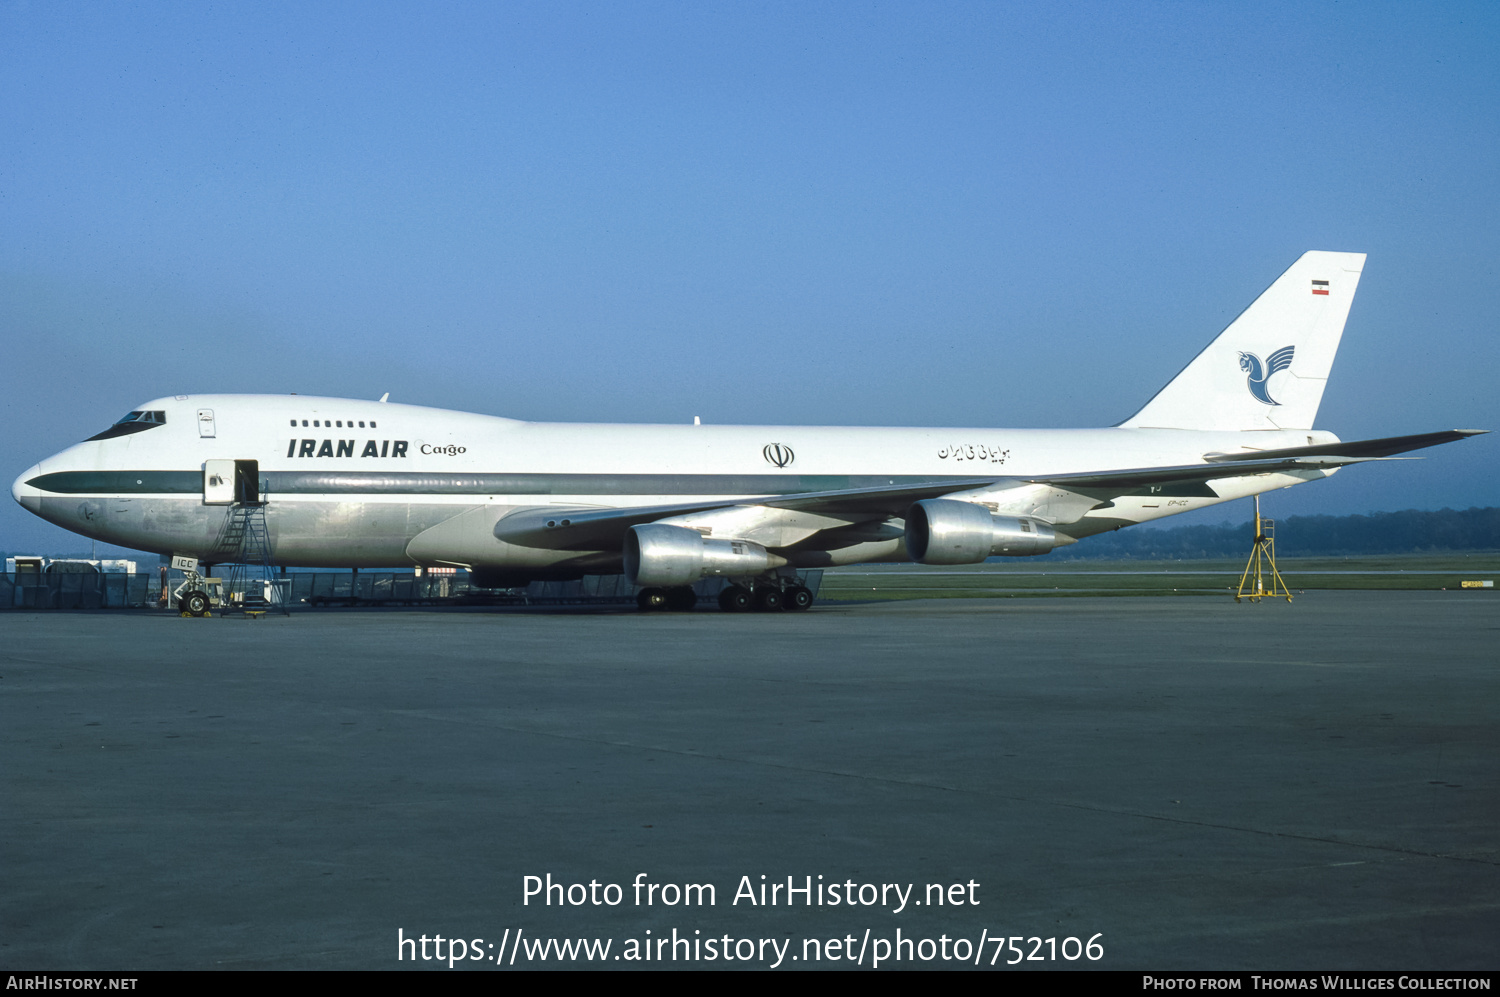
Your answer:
12,394 -> 1336,571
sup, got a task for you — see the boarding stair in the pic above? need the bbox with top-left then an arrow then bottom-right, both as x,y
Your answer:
214,487 -> 287,617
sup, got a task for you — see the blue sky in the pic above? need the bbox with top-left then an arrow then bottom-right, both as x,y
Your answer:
3,1 -> 1496,555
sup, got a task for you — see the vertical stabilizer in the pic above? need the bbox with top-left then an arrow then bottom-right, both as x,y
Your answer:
1120,251 -> 1365,431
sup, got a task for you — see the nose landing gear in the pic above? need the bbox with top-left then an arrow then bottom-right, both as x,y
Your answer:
180,590 -> 211,617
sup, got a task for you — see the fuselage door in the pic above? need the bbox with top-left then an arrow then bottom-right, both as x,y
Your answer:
234,460 -> 261,505
204,459 -> 235,505
197,409 -> 216,438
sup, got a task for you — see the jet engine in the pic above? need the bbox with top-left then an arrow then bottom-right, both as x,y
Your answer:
624,523 -> 780,587
904,499 -> 1057,563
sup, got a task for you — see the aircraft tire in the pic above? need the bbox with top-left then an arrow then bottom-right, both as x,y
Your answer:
636,588 -> 668,611
718,586 -> 753,612
754,587 -> 783,612
665,586 -> 697,611
181,591 -> 210,617
782,586 -> 813,611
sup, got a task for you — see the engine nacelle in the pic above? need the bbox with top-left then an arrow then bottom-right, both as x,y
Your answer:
904,499 -> 1057,563
624,523 -> 778,587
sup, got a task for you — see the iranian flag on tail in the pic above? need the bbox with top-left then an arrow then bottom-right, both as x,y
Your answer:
1311,279 -> 1330,295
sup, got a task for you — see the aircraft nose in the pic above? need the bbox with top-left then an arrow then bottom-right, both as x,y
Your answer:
12,465 -> 42,515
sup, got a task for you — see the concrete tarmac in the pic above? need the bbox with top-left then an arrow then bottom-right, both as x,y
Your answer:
1,591 -> 1495,970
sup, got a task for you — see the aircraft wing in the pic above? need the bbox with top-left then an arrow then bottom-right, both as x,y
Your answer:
1021,455 -> 1377,493
492,477 -> 1002,550
1027,429 -> 1486,494
1202,428 -> 1486,463
493,430 -> 1485,552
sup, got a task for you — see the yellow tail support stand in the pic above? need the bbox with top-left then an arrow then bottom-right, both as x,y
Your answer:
1236,496 -> 1292,603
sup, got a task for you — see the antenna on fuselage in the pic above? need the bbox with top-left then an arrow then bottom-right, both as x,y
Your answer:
379,393 -> 390,403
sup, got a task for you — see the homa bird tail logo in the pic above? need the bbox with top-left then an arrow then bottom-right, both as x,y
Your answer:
1238,346 -> 1295,405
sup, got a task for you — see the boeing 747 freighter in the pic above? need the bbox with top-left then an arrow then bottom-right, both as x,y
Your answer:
11,252 -> 1482,611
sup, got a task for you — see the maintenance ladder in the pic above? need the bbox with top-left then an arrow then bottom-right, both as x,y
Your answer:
213,491 -> 286,617
1236,496 -> 1292,603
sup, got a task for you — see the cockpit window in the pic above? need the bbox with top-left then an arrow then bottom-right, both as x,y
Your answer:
86,410 -> 169,441
115,411 -> 167,425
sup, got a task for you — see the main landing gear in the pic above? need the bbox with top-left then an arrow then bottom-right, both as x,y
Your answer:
634,583 -> 816,613
717,583 -> 813,613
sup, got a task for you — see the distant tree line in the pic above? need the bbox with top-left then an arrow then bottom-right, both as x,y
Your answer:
1051,507 -> 1500,559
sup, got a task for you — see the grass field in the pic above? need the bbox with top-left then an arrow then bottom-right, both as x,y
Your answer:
817,552 -> 1500,601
